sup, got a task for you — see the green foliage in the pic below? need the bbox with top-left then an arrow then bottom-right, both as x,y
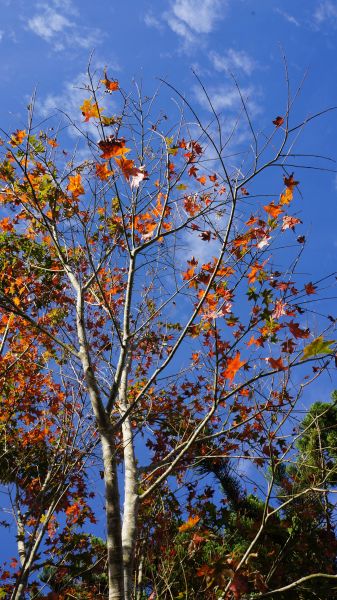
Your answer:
302,336 -> 336,360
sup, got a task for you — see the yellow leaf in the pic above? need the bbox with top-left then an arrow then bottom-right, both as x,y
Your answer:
67,173 -> 84,197
95,163 -> 114,180
10,129 -> 26,146
280,187 -> 293,205
80,99 -> 102,122
178,515 -> 200,532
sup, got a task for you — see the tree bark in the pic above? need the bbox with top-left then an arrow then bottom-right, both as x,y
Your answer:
101,430 -> 125,600
121,413 -> 139,599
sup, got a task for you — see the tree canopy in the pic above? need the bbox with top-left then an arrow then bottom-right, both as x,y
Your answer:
0,68 -> 336,600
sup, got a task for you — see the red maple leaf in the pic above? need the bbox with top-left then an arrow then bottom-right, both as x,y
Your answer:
305,282 -> 316,295
284,173 -> 299,189
281,338 -> 296,353
267,356 -> 286,370
273,116 -> 284,127
287,321 -> 310,339
200,230 -> 212,242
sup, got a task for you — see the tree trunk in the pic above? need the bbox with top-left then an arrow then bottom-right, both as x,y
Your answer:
121,413 -> 139,599
101,430 -> 125,600
12,579 -> 28,600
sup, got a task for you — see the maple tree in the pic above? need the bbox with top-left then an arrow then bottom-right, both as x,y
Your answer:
0,66 -> 337,600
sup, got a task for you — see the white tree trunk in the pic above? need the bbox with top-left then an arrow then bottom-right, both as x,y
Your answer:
121,413 -> 139,599
101,430 -> 125,600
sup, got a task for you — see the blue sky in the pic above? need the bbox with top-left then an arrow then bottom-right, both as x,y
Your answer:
1,0 -> 335,355
1,0 -> 337,278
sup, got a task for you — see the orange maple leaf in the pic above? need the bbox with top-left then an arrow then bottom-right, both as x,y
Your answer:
0,217 -> 14,232
48,138 -> 58,148
98,137 -> 130,160
280,173 -> 299,205
247,335 -> 259,347
115,156 -> 144,183
188,165 -> 198,177
247,262 -> 260,284
280,187 -> 293,205
67,173 -> 84,197
184,195 -> 201,217
178,515 -> 200,532
95,163 -> 114,180
223,351 -> 246,382
263,202 -> 283,218
10,129 -> 26,146
80,99 -> 102,122
101,70 -> 119,92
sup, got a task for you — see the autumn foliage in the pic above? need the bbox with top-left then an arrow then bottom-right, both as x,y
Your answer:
0,68 -> 336,600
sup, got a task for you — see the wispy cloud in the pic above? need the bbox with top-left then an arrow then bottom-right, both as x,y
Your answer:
194,83 -> 259,115
27,1 -> 103,51
37,65 -> 119,143
144,12 -> 163,31
274,8 -> 300,27
209,49 -> 256,76
314,0 -> 337,25
163,0 -> 229,44
192,81 -> 262,164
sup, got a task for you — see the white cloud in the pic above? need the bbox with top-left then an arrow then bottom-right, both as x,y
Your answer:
37,73 -> 91,129
28,9 -> 72,42
275,8 -> 300,27
172,0 -> 227,33
144,12 -> 163,31
194,83 -> 259,115
36,57 -> 120,143
27,1 -> 103,51
183,229 -> 222,264
0,30 -> 4,42
164,0 -> 229,43
314,0 -> 337,24
209,49 -> 256,76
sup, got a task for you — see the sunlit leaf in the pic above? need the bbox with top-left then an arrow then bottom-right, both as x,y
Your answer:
80,99 -> 102,122
178,515 -> 200,532
67,173 -> 84,197
302,336 -> 335,360
223,351 -> 246,382
101,70 -> 119,92
98,137 -> 130,160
